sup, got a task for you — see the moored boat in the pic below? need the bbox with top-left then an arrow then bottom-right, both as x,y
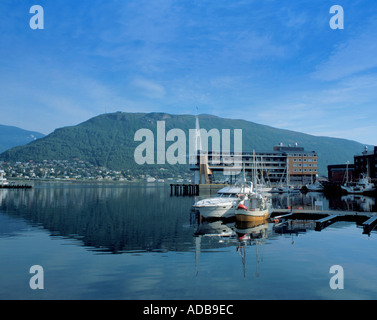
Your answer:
306,180 -> 324,192
235,193 -> 272,222
193,181 -> 253,219
341,173 -> 375,195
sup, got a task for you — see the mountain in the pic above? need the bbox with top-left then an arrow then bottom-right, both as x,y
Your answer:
0,124 -> 45,153
0,112 -> 369,176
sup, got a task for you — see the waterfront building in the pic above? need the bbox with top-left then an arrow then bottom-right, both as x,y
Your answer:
327,163 -> 355,183
273,143 -> 318,185
190,143 -> 319,186
354,146 -> 377,182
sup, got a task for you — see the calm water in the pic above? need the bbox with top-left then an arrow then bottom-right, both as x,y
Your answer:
1,183 -> 377,300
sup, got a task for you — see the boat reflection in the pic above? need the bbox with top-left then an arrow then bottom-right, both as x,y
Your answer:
194,219 -> 272,277
0,189 -> 8,205
341,195 -> 376,212
235,220 -> 270,278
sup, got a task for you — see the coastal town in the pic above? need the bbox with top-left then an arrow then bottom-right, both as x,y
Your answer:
1,143 -> 376,189
0,159 -> 192,183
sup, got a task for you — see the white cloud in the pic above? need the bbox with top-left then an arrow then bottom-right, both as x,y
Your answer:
312,19 -> 377,81
131,78 -> 166,99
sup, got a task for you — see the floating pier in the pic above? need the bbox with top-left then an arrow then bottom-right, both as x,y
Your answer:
362,216 -> 377,234
315,215 -> 339,231
271,209 -> 377,235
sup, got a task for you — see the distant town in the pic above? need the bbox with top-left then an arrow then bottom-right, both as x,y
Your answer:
0,159 -> 193,183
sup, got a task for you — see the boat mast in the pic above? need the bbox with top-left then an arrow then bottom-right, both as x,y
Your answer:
345,161 -> 349,185
253,150 -> 257,189
286,158 -> 290,186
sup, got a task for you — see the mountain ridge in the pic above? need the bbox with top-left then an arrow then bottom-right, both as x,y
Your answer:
0,124 -> 45,153
0,112 -> 368,176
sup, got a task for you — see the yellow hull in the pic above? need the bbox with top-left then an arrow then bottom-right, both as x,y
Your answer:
235,210 -> 270,222
235,220 -> 268,229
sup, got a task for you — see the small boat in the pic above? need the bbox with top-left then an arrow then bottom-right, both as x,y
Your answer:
341,173 -> 375,195
193,181 -> 253,219
0,170 -> 9,186
235,193 -> 273,222
306,180 -> 324,192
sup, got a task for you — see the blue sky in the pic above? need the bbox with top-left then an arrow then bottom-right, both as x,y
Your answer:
1,0 -> 377,145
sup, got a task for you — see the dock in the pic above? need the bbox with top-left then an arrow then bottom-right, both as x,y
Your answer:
271,209 -> 377,234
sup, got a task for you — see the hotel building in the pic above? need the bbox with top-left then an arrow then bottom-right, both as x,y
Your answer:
191,143 -> 319,186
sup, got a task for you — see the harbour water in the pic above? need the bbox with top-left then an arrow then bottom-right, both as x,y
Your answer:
0,182 -> 377,300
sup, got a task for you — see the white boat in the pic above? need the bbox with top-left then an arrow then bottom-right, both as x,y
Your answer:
192,182 -> 253,219
306,180 -> 324,192
0,170 -> 8,186
305,174 -> 324,192
235,193 -> 273,222
341,173 -> 375,195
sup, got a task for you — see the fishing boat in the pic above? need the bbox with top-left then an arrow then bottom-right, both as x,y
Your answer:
235,192 -> 273,222
192,181 -> 253,219
341,173 -> 375,195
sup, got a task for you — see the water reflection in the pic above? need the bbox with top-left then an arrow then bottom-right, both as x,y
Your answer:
0,184 -> 376,255
272,191 -> 377,213
0,183 -> 196,253
192,191 -> 377,277
340,195 -> 375,212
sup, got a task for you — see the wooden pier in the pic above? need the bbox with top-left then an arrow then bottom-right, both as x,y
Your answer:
271,209 -> 377,234
170,184 -> 199,196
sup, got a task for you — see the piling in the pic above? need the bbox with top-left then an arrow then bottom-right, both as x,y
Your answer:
0,184 -> 33,189
170,184 -> 199,196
